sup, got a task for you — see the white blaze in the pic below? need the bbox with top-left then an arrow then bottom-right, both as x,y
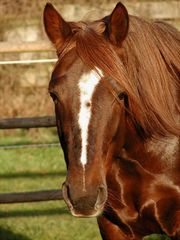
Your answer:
78,69 -> 102,165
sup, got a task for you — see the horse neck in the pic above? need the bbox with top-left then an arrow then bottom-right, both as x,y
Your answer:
122,119 -> 179,183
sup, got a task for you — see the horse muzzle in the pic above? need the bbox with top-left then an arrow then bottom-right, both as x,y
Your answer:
62,182 -> 107,217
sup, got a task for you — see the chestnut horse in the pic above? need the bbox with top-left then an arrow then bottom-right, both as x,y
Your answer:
43,2 -> 180,239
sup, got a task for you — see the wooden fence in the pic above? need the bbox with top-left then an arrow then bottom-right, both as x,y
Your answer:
0,190 -> 63,204
0,116 -> 56,129
0,41 -> 53,54
0,116 -> 63,204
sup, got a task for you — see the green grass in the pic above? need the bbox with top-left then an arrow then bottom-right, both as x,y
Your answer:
0,132 -> 101,240
143,235 -> 171,240
0,128 -> 58,146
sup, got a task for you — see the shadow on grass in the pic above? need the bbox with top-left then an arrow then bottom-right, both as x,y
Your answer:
0,226 -> 31,240
0,207 -> 69,219
0,171 -> 66,179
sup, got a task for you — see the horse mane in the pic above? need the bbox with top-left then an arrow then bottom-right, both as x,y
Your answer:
61,16 -> 180,138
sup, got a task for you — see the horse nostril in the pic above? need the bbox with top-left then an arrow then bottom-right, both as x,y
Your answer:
95,186 -> 107,210
62,183 -> 107,215
62,183 -> 73,210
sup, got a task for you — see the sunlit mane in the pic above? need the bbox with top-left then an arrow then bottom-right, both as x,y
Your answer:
60,17 -> 180,138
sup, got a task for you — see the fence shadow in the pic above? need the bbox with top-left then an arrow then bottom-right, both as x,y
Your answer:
0,207 -> 69,219
0,227 -> 31,240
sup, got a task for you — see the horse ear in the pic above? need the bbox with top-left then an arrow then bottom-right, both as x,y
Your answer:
105,2 -> 129,45
43,3 -> 72,48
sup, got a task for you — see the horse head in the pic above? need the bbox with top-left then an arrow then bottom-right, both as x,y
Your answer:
43,2 -> 129,217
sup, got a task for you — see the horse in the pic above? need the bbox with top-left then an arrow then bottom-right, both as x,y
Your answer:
43,2 -> 180,239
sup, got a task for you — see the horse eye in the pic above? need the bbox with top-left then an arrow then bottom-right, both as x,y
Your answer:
50,92 -> 58,104
118,92 -> 129,108
118,92 -> 126,100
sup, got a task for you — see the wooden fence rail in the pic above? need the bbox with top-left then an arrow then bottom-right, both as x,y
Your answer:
0,190 -> 63,204
0,116 -> 56,129
0,41 -> 54,54
0,116 -> 63,205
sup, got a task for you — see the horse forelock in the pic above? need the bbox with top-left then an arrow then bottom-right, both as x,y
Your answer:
57,16 -> 180,138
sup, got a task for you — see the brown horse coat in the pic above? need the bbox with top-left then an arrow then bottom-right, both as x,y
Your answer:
44,2 -> 180,239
